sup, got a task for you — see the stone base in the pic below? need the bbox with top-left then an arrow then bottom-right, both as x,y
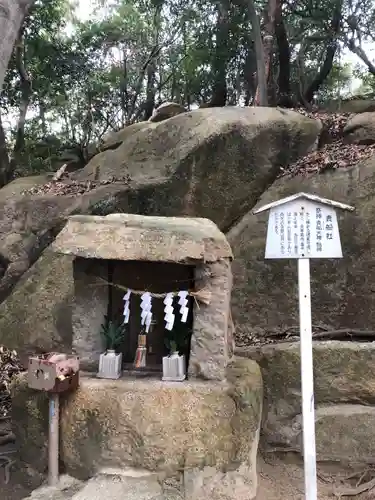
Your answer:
238,341 -> 375,465
12,357 -> 262,500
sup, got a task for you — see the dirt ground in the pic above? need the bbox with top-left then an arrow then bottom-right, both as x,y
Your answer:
1,454 -> 374,499
257,455 -> 375,499
257,456 -> 334,499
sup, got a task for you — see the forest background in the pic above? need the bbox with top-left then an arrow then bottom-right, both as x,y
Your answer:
1,0 -> 375,185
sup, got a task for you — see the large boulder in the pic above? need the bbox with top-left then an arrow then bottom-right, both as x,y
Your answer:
238,342 -> 375,464
0,183 -> 125,306
228,154 -> 375,342
323,98 -> 375,114
0,174 -> 53,202
343,111 -> 375,144
12,358 -> 263,500
99,121 -> 154,152
0,107 -> 320,357
0,250 -> 73,365
148,102 -> 186,123
74,107 -> 321,232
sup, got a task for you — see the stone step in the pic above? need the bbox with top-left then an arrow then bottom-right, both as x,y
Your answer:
22,469 -> 183,500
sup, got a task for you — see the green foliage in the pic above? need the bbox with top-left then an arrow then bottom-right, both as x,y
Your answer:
100,316 -> 126,351
315,62 -> 354,103
2,0 -> 375,180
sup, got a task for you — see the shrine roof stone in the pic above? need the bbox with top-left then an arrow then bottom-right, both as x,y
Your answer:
52,213 -> 233,263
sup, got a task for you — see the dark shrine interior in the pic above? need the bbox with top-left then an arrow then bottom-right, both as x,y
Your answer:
107,260 -> 194,372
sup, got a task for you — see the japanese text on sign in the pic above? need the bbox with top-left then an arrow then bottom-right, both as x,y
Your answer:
264,199 -> 343,259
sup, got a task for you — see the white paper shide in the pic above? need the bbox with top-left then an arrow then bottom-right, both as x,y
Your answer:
140,292 -> 153,333
163,292 -> 175,330
123,289 -> 131,324
178,290 -> 189,322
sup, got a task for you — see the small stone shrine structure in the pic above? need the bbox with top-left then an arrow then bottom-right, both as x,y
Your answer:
52,213 -> 234,380
12,214 -> 263,500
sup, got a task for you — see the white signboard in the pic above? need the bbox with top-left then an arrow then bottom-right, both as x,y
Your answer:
265,199 -> 342,259
254,192 -> 354,500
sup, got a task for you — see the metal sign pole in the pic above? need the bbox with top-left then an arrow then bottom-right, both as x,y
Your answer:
48,393 -> 59,486
298,258 -> 317,500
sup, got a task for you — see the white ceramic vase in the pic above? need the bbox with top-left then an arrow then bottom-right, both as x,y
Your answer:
97,350 -> 122,379
162,352 -> 186,382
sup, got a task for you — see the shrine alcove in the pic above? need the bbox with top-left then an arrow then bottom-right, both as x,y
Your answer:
108,259 -> 194,371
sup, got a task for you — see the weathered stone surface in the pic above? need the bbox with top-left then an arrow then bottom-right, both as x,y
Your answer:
0,184 -> 132,358
0,250 -> 74,365
75,107 -> 321,233
99,122 -> 154,151
343,111 -> 375,144
72,471 -> 164,500
189,260 -> 232,381
0,183 -> 127,307
0,107 -> 320,357
21,475 -> 83,500
290,405 -> 375,463
12,358 -> 262,500
228,155 -> 375,342
237,341 -> 375,463
323,98 -> 375,114
148,102 -> 186,123
52,214 -> 233,263
0,174 -> 53,202
71,258 -> 108,371
22,470 -> 177,500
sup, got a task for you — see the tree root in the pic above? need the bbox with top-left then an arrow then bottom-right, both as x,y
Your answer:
0,432 -> 15,445
333,476 -> 375,497
267,327 -> 375,342
0,456 -> 14,484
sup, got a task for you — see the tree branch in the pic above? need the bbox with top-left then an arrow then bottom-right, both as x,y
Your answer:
344,36 -> 375,75
302,0 -> 343,103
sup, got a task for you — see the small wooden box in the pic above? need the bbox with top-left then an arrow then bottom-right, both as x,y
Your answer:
27,353 -> 79,393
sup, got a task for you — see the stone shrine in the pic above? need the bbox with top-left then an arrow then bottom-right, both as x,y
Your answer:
11,214 -> 263,500
51,213 -> 234,380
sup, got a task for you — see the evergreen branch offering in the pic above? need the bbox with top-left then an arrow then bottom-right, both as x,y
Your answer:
100,316 -> 125,351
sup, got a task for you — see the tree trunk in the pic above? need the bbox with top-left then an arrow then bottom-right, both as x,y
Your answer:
142,3 -> 162,121
120,47 -> 128,126
247,0 -> 267,106
9,29 -> 32,177
243,41 -> 257,105
264,0 -> 277,88
302,0 -> 343,103
0,0 -> 34,92
39,101 -> 47,136
208,0 -> 230,107
143,60 -> 157,120
0,114 -> 11,188
274,0 -> 293,107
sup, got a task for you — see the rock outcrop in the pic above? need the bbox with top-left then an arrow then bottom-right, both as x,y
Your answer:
148,102 -> 186,122
323,97 -> 375,114
343,111 -> 375,144
0,107 -> 321,358
228,154 -> 375,342
0,250 -> 73,366
6,105 -> 375,486
237,342 -> 375,464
